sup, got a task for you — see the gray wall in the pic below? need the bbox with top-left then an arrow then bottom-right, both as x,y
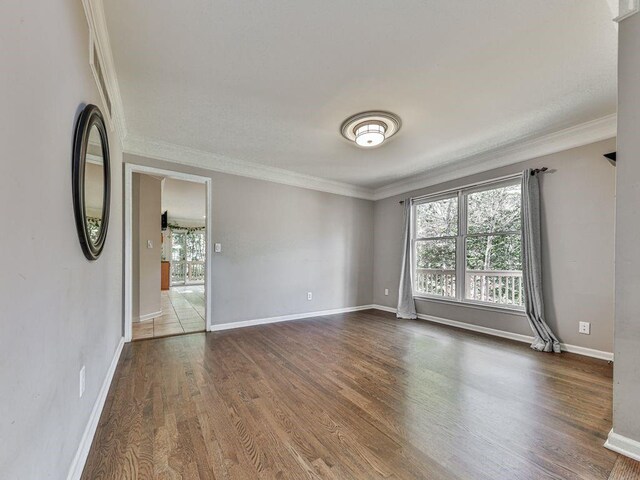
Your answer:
0,1 -> 124,478
613,11 -> 640,445
125,154 -> 375,325
373,139 -> 616,352
132,173 -> 162,320
0,4 -> 623,477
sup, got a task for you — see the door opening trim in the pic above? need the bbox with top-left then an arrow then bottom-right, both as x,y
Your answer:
123,163 -> 213,342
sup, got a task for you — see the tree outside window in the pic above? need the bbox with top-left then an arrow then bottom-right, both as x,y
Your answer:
413,179 -> 523,309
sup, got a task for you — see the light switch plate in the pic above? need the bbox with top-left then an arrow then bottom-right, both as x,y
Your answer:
214,243 -> 222,253
147,240 -> 153,249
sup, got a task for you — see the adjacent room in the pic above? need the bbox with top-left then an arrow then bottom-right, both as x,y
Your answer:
3,1 -> 640,479
131,173 -> 208,340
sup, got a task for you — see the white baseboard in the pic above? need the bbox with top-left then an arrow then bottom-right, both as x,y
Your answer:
370,305 -> 613,361
559,343 -> 613,361
209,305 -> 376,332
371,304 -> 397,314
417,311 -> 535,344
66,337 -> 125,480
137,310 -> 162,323
605,429 -> 640,462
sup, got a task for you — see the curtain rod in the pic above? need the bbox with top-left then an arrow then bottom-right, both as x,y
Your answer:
398,168 -> 547,204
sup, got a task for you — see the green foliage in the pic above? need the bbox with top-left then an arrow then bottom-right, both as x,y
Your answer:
416,239 -> 455,269
170,228 -> 206,284
416,197 -> 457,238
186,232 -> 206,262
87,217 -> 102,244
467,184 -> 520,235
466,234 -> 521,271
416,184 -> 522,273
167,223 -> 205,233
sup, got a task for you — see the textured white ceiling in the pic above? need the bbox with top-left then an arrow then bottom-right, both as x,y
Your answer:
162,178 -> 206,222
105,0 -> 617,190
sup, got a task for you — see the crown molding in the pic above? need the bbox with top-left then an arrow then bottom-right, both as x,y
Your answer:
123,135 -> 376,200
371,114 -> 617,200
124,113 -> 615,202
614,0 -> 639,22
82,0 -> 128,146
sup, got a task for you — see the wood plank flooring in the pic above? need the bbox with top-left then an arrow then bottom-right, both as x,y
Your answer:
82,309 -> 629,479
609,456 -> 640,480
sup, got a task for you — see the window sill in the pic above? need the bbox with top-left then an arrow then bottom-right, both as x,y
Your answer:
413,295 -> 527,317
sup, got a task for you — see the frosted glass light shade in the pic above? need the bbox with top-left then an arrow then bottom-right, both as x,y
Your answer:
340,111 -> 401,148
354,122 -> 386,147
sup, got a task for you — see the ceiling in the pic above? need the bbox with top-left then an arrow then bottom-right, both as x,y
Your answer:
162,178 -> 206,223
104,0 -> 617,197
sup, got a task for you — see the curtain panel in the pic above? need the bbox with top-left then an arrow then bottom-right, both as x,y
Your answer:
521,169 -> 561,353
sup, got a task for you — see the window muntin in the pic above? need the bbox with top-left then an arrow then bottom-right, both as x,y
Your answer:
412,179 -> 523,310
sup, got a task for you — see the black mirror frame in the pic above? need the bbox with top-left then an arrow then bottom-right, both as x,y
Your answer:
72,104 -> 111,261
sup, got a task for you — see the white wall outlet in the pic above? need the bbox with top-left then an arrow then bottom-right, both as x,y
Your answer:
307,292 -> 313,301
147,240 -> 153,249
579,321 -> 591,335
214,243 -> 222,253
79,366 -> 86,398
384,288 -> 389,296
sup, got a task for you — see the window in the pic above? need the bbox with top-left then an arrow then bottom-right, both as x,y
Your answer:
414,196 -> 458,298
170,230 -> 206,285
412,178 -> 523,310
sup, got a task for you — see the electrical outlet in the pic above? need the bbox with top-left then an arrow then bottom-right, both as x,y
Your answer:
214,243 -> 222,253
578,322 -> 591,335
307,292 -> 313,301
384,288 -> 389,296
79,366 -> 86,398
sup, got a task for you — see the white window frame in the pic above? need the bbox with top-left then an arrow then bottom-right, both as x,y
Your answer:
411,175 -> 525,313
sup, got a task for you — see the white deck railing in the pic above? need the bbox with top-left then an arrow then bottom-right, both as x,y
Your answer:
170,260 -> 205,285
416,268 -> 524,307
415,268 -> 457,298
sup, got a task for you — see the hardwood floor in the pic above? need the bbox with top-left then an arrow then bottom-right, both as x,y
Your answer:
83,309 -> 626,479
609,456 -> 640,480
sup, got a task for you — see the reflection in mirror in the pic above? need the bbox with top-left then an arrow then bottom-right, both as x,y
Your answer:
84,125 -> 104,245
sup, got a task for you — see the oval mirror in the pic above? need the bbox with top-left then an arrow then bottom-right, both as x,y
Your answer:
72,104 -> 111,260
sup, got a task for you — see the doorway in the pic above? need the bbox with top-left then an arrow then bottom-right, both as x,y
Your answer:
169,229 -> 206,286
124,164 -> 212,342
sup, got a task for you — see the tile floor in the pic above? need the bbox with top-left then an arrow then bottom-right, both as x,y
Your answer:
132,285 -> 206,340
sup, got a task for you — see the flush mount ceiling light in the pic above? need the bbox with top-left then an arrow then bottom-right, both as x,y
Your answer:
340,111 -> 401,148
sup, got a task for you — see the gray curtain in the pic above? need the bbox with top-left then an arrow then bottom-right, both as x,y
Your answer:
522,169 -> 561,353
397,199 -> 417,319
